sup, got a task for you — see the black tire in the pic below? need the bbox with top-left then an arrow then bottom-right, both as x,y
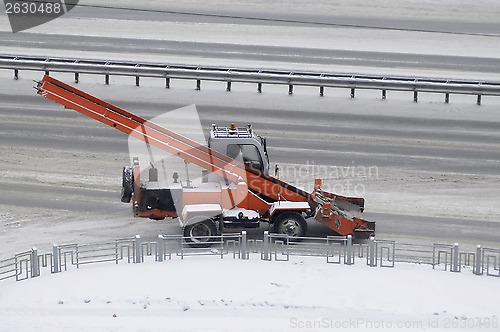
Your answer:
121,166 -> 134,203
183,216 -> 218,248
273,212 -> 307,240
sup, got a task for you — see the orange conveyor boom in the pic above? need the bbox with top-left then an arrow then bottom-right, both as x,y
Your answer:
36,75 -> 311,202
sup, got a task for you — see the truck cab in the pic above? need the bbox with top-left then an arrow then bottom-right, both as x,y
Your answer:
208,123 -> 270,175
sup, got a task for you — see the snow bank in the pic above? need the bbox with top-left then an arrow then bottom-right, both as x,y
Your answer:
0,256 -> 498,331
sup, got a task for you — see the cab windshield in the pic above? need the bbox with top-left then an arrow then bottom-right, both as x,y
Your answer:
227,144 -> 263,172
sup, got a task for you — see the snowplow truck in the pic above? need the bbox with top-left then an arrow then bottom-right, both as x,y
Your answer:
36,75 -> 375,246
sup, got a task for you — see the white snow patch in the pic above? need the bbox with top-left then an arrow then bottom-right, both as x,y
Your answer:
0,256 -> 499,331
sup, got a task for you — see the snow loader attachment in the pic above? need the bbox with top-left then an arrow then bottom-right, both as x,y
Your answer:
35,75 -> 375,241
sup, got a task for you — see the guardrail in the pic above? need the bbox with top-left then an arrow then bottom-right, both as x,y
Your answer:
1,232 -> 498,284
1,54 -> 500,104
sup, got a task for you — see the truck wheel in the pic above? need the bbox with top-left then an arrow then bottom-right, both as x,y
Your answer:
273,212 -> 307,240
121,166 -> 134,203
183,216 -> 218,248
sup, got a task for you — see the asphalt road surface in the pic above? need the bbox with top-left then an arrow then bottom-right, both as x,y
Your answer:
2,32 -> 500,74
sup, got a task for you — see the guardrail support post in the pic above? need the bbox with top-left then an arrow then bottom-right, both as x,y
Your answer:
226,81 -> 232,92
345,235 -> 353,265
241,231 -> 248,260
257,83 -> 262,93
445,93 -> 450,103
350,88 -> 355,98
382,89 -> 386,100
413,91 -> 418,102
157,235 -> 165,262
477,95 -> 482,105
52,244 -> 60,273
165,77 -> 170,89
474,245 -> 483,275
262,231 -> 270,261
451,243 -> 460,272
135,76 -> 140,87
45,70 -> 49,76
134,235 -> 142,263
196,79 -> 201,90
105,74 -> 109,85
14,69 -> 18,80
368,236 -> 376,267
288,84 -> 293,95
319,86 -> 324,97
74,72 -> 79,83
30,248 -> 39,278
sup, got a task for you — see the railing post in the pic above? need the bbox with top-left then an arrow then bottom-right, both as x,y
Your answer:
382,89 -> 386,100
135,76 -> 140,87
226,81 -> 232,92
257,82 -> 262,93
14,69 -> 18,80
262,231 -> 270,261
134,235 -> 142,263
165,77 -> 170,89
157,235 -> 165,262
350,88 -> 355,98
52,244 -> 60,273
241,231 -> 248,260
196,79 -> 201,90
368,236 -> 376,267
74,72 -> 79,83
319,86 -> 324,97
445,93 -> 450,103
288,84 -> 293,95
105,74 -> 110,85
413,91 -> 418,103
477,95 -> 482,105
345,235 -> 353,265
30,248 -> 39,278
451,243 -> 460,272
474,245 -> 483,275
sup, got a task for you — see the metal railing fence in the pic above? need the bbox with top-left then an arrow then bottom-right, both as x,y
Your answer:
483,247 -> 500,277
1,54 -> 500,104
1,231 -> 498,283
157,233 -> 243,260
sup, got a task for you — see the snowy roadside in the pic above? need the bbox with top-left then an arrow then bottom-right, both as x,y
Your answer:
1,255 -> 499,332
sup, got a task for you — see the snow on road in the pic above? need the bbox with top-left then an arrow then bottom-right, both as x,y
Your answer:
1,256 -> 499,332
2,1 -> 500,78
1,71 -> 500,257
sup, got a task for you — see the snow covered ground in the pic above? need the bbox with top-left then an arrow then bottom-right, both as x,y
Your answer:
1,255 -> 499,332
1,1 -> 500,331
